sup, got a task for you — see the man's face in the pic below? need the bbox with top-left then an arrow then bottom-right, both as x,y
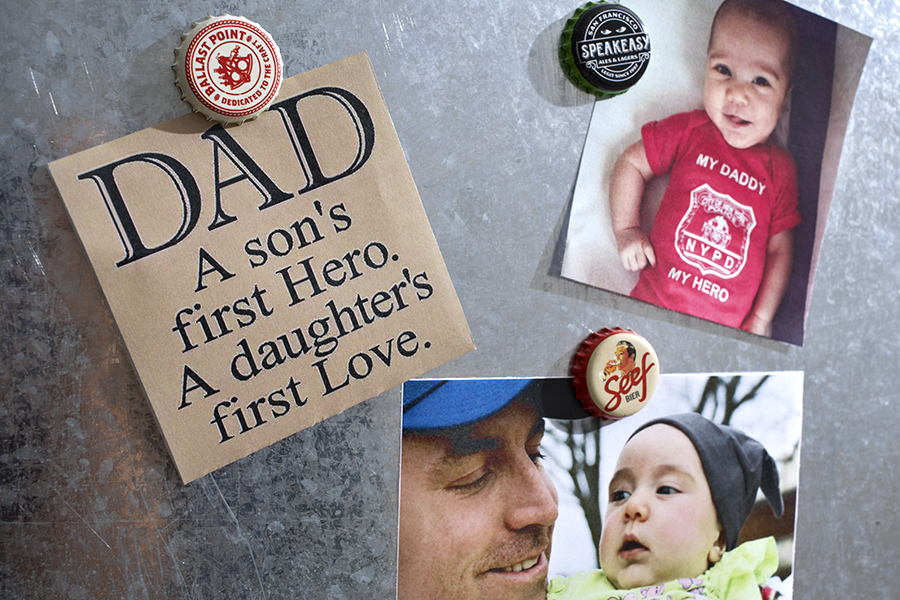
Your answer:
614,344 -> 627,365
398,401 -> 559,600
703,10 -> 791,149
599,424 -> 724,589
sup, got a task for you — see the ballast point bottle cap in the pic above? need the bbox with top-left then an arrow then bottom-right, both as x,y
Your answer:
559,1 -> 651,99
571,327 -> 659,420
174,15 -> 283,124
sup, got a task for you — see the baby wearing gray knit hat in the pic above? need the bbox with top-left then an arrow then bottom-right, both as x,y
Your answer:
548,413 -> 785,600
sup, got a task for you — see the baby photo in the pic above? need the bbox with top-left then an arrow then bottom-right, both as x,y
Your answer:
398,372 -> 802,600
557,0 -> 871,345
544,371 -> 802,599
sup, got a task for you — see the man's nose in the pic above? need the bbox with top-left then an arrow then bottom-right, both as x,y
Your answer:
504,457 -> 559,531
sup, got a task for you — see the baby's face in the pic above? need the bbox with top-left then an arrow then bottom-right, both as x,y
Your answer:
599,424 -> 724,589
703,11 -> 792,149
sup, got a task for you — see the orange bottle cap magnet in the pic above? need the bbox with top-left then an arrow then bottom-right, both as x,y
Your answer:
174,15 -> 283,124
572,328 -> 659,419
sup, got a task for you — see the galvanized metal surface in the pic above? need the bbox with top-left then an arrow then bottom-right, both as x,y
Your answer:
1,1 -> 895,598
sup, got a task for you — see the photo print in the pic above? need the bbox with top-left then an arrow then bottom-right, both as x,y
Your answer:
399,372 -> 802,599
557,0 -> 871,345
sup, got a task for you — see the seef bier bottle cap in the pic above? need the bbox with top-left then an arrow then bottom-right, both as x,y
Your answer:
571,327 -> 659,419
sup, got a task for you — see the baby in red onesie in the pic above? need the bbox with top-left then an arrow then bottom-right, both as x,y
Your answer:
609,0 -> 801,336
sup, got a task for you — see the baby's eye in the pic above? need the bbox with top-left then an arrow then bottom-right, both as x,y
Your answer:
714,64 -> 732,76
753,76 -> 771,87
657,485 -> 679,495
611,489 -> 632,503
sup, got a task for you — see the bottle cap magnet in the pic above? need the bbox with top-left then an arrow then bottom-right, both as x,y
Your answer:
571,327 -> 659,419
559,1 -> 651,99
174,15 -> 283,124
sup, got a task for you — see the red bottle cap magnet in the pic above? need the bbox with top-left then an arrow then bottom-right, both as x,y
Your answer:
559,1 -> 651,99
174,15 -> 283,124
572,328 -> 659,419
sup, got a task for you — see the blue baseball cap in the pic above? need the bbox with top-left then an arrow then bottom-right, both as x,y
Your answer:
402,378 -> 592,431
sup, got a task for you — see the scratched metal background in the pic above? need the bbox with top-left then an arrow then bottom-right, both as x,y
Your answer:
1,1 -> 895,598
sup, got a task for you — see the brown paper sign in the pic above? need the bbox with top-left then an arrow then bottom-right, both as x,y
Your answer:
49,53 -> 473,483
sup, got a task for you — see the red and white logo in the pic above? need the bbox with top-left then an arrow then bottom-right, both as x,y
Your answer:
674,183 -> 756,279
183,18 -> 281,120
214,46 -> 254,90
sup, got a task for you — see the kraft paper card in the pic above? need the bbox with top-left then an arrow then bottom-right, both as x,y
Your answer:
49,53 -> 474,483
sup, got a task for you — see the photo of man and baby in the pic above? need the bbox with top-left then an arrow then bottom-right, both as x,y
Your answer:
398,373 -> 801,600
557,0 -> 870,345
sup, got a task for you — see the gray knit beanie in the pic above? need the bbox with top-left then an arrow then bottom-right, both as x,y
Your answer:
629,413 -> 784,550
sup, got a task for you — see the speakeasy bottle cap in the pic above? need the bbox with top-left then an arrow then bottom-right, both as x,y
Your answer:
559,2 -> 651,99
174,15 -> 283,124
571,327 -> 659,419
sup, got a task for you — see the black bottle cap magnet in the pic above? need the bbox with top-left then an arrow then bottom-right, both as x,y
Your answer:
559,2 -> 651,99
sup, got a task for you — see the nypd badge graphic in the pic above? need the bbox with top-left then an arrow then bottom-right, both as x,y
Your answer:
674,184 -> 757,279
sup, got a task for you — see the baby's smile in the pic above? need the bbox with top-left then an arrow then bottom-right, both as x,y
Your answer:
725,114 -> 751,126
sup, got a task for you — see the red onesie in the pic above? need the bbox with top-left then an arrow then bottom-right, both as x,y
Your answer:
630,110 -> 801,328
